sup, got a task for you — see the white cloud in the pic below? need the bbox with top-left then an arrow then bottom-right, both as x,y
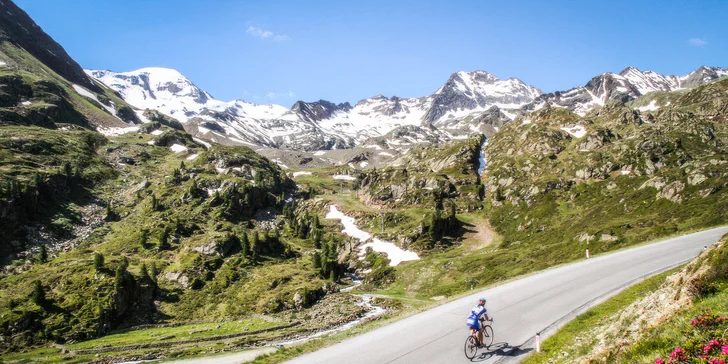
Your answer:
247,26 -> 290,41
688,38 -> 707,47
265,91 -> 296,100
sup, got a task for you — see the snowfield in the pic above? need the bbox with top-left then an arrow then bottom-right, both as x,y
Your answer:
561,125 -> 587,138
169,144 -> 188,153
325,205 -> 419,266
98,126 -> 139,136
293,171 -> 312,178
333,175 -> 356,181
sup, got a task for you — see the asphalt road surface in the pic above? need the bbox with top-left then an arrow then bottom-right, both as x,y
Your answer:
286,226 -> 728,364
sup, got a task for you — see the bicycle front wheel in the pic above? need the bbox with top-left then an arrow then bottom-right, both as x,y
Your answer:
464,335 -> 479,359
482,325 -> 494,348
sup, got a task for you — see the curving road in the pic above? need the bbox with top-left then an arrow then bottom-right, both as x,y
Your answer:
285,226 -> 728,364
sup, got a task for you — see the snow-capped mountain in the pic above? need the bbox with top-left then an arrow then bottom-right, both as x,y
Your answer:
88,68 -> 542,150
426,71 -> 542,123
524,66 -> 728,116
87,65 -> 727,151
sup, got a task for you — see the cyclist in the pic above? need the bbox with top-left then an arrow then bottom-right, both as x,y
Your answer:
466,297 -> 491,345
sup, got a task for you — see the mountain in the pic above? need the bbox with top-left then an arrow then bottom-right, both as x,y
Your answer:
89,65 -> 727,152
0,0 -> 98,92
524,66 -> 728,116
87,68 -> 544,150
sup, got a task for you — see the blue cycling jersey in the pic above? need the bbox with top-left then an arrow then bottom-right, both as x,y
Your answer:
466,304 -> 487,330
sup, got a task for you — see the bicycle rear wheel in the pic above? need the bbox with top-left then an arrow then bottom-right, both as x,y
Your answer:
482,325 -> 494,348
464,335 -> 479,359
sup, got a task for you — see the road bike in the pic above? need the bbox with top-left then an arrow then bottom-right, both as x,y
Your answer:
464,319 -> 494,360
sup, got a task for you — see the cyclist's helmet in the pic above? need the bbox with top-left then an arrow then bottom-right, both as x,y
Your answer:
479,297 -> 486,304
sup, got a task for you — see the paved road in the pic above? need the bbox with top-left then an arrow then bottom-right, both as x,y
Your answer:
286,226 -> 728,364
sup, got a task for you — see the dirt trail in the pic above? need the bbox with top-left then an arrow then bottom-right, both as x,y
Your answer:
462,218 -> 497,251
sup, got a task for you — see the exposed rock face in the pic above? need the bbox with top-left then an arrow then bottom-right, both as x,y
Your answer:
521,66 -> 728,117
424,71 -> 541,124
0,0 -> 99,91
292,100 -> 352,122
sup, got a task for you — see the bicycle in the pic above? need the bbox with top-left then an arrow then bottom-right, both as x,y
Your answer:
464,319 -> 494,360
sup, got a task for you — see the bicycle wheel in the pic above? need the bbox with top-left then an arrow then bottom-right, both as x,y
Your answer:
464,335 -> 479,359
482,325 -> 494,348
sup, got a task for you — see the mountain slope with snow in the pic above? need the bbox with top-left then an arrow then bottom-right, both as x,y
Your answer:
87,65 -> 727,151
523,66 -> 728,116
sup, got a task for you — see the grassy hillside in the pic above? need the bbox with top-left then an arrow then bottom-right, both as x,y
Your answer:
358,78 -> 728,300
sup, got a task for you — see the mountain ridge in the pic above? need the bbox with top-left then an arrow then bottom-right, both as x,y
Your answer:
87,65 -> 727,151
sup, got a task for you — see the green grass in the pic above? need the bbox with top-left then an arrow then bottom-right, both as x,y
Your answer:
522,267 -> 679,364
66,318 -> 280,350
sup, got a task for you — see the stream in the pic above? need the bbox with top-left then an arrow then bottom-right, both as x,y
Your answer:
477,138 -> 488,177
276,274 -> 384,346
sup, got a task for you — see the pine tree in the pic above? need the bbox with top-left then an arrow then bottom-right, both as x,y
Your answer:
312,252 -> 321,269
140,229 -> 149,249
31,280 -> 45,305
94,252 -> 104,271
251,231 -> 260,253
140,262 -> 150,280
241,232 -> 250,257
159,228 -> 169,248
38,245 -> 48,264
179,161 -> 186,170
63,161 -> 72,177
115,265 -> 126,290
149,264 -> 158,282
151,194 -> 159,211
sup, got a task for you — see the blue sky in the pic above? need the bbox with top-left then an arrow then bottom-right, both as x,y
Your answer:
15,0 -> 728,107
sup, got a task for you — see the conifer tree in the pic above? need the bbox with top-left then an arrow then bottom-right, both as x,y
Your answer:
241,232 -> 250,257
94,252 -> 104,271
38,244 -> 48,264
31,280 -> 45,305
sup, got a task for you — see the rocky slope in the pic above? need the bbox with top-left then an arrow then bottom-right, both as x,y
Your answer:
482,76 -> 728,256
522,66 -> 728,116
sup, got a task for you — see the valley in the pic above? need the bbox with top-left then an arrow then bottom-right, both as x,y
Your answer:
1,0 -> 728,363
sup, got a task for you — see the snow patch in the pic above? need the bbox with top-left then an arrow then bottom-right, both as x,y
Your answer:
73,84 -> 118,117
325,205 -> 419,266
621,170 -> 631,175
293,171 -> 312,178
169,144 -> 188,153
333,175 -> 356,181
186,154 -> 199,161
193,138 -> 212,149
360,161 -> 369,168
98,126 -> 139,136
561,125 -> 587,138
378,152 -> 394,157
313,151 -> 326,156
638,100 -> 660,112
21,101 -> 32,106
150,129 -> 164,136
521,119 -> 532,125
